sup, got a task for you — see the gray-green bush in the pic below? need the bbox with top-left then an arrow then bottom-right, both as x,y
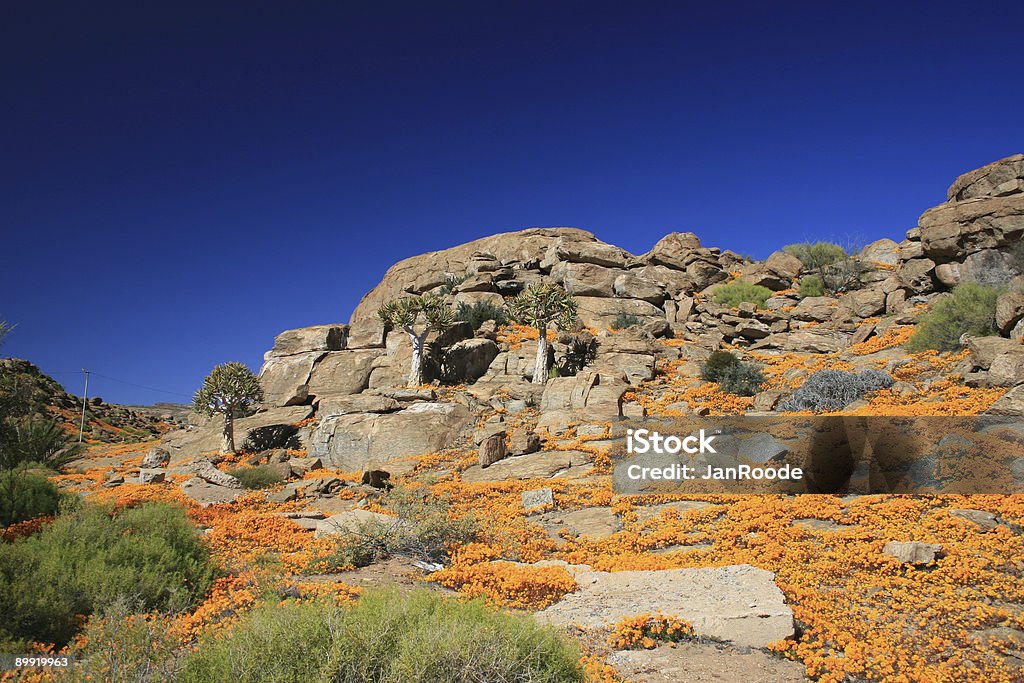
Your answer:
906,282 -> 1004,352
700,351 -> 765,397
712,281 -> 773,309
610,313 -> 641,330
0,502 -> 215,649
454,301 -> 507,330
0,467 -> 63,526
798,274 -> 826,298
307,487 -> 477,571
777,369 -> 894,413
782,241 -> 848,272
226,464 -> 284,489
181,588 -> 584,683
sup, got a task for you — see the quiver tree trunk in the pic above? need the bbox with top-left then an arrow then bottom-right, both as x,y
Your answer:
533,326 -> 549,384
222,409 -> 236,453
407,330 -> 429,387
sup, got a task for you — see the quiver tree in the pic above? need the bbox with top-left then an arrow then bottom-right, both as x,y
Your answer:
0,320 -> 13,346
193,362 -> 263,453
377,294 -> 454,386
506,283 -> 578,384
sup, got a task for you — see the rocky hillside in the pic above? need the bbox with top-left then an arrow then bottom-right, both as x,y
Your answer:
0,359 -> 175,443
63,154 -> 1024,682
159,153 -> 1023,473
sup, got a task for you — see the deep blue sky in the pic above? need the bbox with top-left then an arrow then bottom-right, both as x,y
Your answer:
2,1 -> 1021,405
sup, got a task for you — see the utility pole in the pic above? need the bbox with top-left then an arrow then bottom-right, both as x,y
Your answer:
78,369 -> 90,443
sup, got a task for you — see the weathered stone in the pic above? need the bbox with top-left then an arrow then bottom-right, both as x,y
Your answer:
478,432 -> 508,467
509,429 -> 542,456
886,289 -> 908,313
989,352 -> 1024,386
883,541 -> 941,566
462,450 -> 594,482
180,477 -> 244,507
138,469 -> 165,484
734,319 -> 771,340
765,250 -> 803,278
141,446 -> 170,469
442,338 -> 499,383
642,232 -> 702,270
360,469 -> 392,489
537,564 -> 794,648
752,390 -> 784,412
317,394 -> 401,417
267,324 -> 348,358
791,297 -> 835,322
314,509 -> 398,538
544,238 -> 633,269
383,387 -> 437,402
919,196 -> 1024,259
934,263 -> 961,288
538,370 -> 627,428
258,351 -> 322,406
898,258 -> 937,293
521,488 -> 554,509
965,336 -> 1022,369
996,293 -> 1024,335
780,330 -> 850,354
309,402 -> 471,471
190,458 -> 242,489
687,258 -> 728,290
574,296 -> 665,329
536,507 -> 621,539
613,272 -> 667,304
289,457 -> 322,477
307,350 -> 381,398
860,238 -> 901,266
962,249 -> 1020,286
947,154 -> 1024,201
949,508 -> 1000,531
594,352 -> 656,384
839,288 -> 886,319
557,262 -> 620,297
349,227 -> 594,335
162,405 -> 312,457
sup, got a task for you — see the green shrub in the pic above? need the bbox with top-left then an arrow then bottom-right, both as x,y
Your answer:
0,502 -> 215,649
454,301 -> 507,330
798,274 -> 826,298
227,464 -> 284,489
700,351 -> 741,383
181,588 -> 583,683
782,241 -> 867,294
0,418 -> 84,471
906,283 -> 1004,352
700,351 -> 764,397
0,468 -> 62,527
611,313 -> 641,330
308,487 -> 477,572
718,363 -> 766,397
71,597 -> 182,682
711,281 -> 773,309
782,241 -> 848,272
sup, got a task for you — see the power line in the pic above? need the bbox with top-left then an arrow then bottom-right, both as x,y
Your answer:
89,371 -> 194,399
41,369 -> 193,399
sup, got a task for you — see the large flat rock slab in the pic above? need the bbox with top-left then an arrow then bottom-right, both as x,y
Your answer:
461,449 -> 594,482
163,405 -> 313,458
538,564 -> 794,648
